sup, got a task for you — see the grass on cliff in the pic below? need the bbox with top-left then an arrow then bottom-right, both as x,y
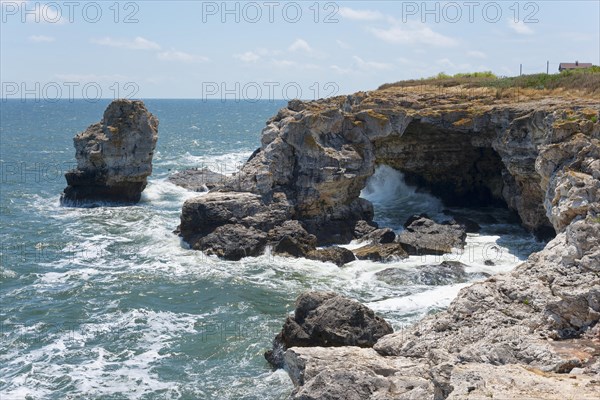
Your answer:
379,67 -> 600,97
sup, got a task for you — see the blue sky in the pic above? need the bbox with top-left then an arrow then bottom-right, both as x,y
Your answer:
1,0 -> 599,99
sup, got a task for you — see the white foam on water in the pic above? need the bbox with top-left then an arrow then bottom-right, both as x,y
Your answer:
367,283 -> 471,314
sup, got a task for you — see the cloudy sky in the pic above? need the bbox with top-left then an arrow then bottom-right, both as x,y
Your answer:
1,1 -> 599,99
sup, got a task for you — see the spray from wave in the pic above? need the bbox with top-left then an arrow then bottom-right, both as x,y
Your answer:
360,165 -> 444,230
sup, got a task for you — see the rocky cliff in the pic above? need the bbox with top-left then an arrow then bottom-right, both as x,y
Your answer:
180,89 -> 598,251
176,85 -> 598,398
61,99 -> 158,205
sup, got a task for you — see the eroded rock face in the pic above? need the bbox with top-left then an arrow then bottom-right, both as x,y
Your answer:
265,292 -> 393,368
61,99 -> 158,204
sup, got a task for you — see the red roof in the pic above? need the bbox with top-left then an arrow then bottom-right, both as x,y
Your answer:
559,62 -> 593,69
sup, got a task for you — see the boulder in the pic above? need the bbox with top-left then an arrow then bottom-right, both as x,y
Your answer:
168,168 -> 225,192
307,247 -> 356,267
61,99 -> 158,204
353,220 -> 378,239
376,261 -> 471,286
353,243 -> 408,262
357,228 -> 396,244
179,191 -> 292,247
269,220 -> 317,258
265,292 -> 393,368
194,224 -> 267,261
397,216 -> 467,255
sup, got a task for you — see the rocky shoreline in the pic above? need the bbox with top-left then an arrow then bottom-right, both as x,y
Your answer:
173,86 -> 599,398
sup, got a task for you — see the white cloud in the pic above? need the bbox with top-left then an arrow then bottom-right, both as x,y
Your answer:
339,7 -> 384,21
369,22 -> 458,47
289,39 -> 312,53
330,65 -> 353,75
91,36 -> 161,50
29,35 -> 55,43
157,50 -> 209,63
234,51 -> 260,63
508,19 -> 534,35
336,39 -> 351,49
353,56 -> 392,71
467,50 -> 487,59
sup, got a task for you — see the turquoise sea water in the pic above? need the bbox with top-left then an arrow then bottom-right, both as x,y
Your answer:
0,100 -> 544,399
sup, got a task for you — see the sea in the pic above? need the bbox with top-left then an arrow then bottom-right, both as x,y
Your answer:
0,99 -> 546,399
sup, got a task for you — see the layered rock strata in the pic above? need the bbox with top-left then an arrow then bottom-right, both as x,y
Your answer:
61,99 -> 158,204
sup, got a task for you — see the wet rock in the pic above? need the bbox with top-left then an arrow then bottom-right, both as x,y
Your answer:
375,261 -> 470,286
265,292 -> 393,368
168,168 -> 225,192
179,191 -> 292,247
194,224 -> 267,261
61,99 -> 158,205
268,220 -> 317,258
353,220 -> 378,239
397,216 -> 467,255
444,216 -> 481,233
307,246 -> 356,267
357,228 -> 396,244
353,243 -> 408,262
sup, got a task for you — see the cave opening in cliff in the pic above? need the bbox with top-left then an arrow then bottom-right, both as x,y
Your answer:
363,119 -> 557,240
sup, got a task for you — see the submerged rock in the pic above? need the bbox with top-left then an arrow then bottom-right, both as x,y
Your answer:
61,99 -> 158,205
265,292 -> 393,368
375,261 -> 471,286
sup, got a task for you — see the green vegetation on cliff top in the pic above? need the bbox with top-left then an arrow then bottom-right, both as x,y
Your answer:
379,67 -> 600,96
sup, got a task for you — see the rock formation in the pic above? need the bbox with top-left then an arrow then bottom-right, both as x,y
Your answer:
265,292 -> 393,368
209,86 -> 598,398
61,99 -> 158,204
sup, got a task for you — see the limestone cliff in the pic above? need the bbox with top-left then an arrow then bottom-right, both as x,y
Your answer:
61,99 -> 159,205
177,85 -> 599,399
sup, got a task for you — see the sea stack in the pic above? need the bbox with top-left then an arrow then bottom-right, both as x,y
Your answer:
61,99 -> 159,205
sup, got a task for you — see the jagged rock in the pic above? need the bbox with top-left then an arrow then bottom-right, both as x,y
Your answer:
61,99 -> 158,204
194,224 -> 267,261
284,347 -> 435,399
444,216 -> 481,233
353,220 -> 379,239
307,247 -> 356,267
179,191 -> 292,247
396,217 -> 467,255
265,292 -> 393,368
168,168 -> 225,192
357,228 -> 396,244
353,243 -> 407,262
403,213 -> 430,228
269,220 -> 317,258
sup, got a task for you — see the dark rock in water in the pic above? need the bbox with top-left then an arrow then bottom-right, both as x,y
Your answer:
307,246 -> 356,267
484,259 -> 495,266
269,220 -> 317,258
397,216 -> 466,255
168,168 -> 225,192
403,213 -> 431,229
179,191 -> 292,246
358,228 -> 396,244
265,291 -> 393,368
353,243 -> 408,262
376,261 -> 470,286
194,224 -> 267,261
353,220 -> 378,239
61,99 -> 158,205
445,216 -> 481,233
414,261 -> 469,285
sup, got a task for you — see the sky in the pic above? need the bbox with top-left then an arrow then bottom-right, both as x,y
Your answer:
1,0 -> 599,99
